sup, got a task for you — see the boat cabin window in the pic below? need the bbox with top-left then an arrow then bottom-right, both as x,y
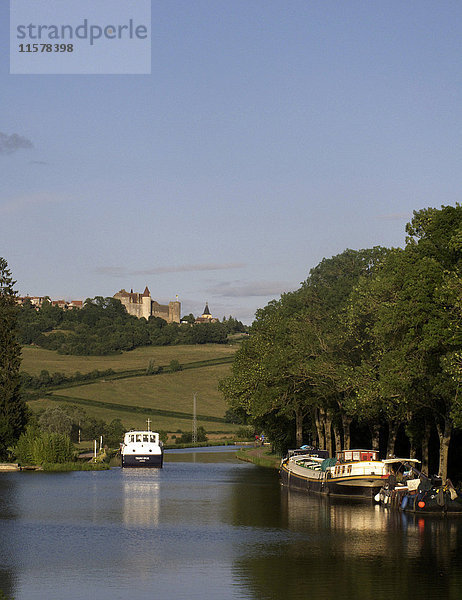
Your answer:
136,434 -> 141,442
143,435 -> 149,442
338,450 -> 379,462
150,435 -> 156,443
360,451 -> 377,461
130,435 -> 135,443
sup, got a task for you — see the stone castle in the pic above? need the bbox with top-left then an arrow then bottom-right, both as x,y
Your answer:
114,287 -> 181,323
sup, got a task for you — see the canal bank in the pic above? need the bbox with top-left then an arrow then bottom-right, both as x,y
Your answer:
236,446 -> 281,469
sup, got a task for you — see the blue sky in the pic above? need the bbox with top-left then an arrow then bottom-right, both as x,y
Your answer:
1,1 -> 461,323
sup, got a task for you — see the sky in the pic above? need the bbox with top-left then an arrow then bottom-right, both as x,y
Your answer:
1,1 -> 461,323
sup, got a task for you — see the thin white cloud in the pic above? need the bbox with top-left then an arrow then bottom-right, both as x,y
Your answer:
0,193 -> 63,215
96,263 -> 246,277
208,280 -> 296,298
0,131 -> 33,154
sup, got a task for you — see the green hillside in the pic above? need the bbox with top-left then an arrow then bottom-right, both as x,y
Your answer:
22,345 -> 239,436
21,344 -> 236,375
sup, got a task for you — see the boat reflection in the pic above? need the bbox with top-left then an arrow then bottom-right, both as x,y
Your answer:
282,486 -> 462,563
122,469 -> 160,527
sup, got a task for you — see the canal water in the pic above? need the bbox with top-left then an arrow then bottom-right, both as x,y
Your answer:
1,448 -> 462,600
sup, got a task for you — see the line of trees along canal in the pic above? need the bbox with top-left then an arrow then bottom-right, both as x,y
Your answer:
220,205 -> 462,481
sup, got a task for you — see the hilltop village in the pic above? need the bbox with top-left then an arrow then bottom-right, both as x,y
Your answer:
16,287 -> 220,325
15,286 -> 246,356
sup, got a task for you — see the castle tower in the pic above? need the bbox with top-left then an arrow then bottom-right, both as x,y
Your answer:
169,299 -> 181,324
202,302 -> 212,320
141,286 -> 151,320
195,302 -> 217,323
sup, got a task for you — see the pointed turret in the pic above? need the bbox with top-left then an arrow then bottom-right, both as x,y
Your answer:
143,286 -> 150,297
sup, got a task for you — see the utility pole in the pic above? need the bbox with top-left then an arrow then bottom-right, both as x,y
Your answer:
192,393 -> 197,444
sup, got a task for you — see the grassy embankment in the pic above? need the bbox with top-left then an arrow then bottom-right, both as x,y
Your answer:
22,344 -> 240,439
236,446 -> 281,469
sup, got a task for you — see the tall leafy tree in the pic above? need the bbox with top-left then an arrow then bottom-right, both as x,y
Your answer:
220,248 -> 388,453
358,206 -> 462,478
345,248 -> 411,455
0,258 -> 27,458
293,247 -> 390,453
220,297 -> 310,449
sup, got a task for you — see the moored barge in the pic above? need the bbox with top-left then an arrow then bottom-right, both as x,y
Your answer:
280,448 -> 391,499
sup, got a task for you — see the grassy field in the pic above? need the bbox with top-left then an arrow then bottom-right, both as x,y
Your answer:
23,344 -> 239,437
54,364 -> 231,417
21,344 -> 237,375
27,397 -> 238,433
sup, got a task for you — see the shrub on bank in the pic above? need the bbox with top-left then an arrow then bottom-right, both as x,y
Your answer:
15,426 -> 75,465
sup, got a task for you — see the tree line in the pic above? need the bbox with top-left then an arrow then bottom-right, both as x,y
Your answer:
20,368 -> 117,390
220,205 -> 462,481
0,258 -> 27,459
17,296 -> 246,355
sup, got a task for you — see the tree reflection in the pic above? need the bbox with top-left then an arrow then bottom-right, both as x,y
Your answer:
0,477 -> 18,600
233,487 -> 462,600
228,464 -> 283,529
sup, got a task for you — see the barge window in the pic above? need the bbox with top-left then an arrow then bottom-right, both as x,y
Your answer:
143,435 -> 149,442
150,435 -> 156,443
136,435 -> 141,442
130,435 -> 135,443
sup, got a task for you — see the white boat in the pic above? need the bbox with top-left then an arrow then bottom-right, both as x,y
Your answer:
373,458 -> 462,513
280,448 -> 391,499
121,420 -> 164,468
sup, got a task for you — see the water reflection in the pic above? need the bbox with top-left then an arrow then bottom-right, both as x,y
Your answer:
122,469 -> 160,527
0,476 -> 18,600
1,455 -> 462,600
233,486 -> 462,600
